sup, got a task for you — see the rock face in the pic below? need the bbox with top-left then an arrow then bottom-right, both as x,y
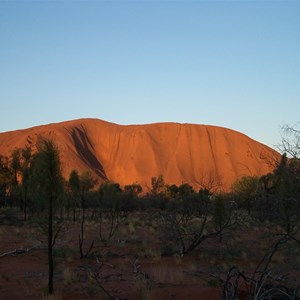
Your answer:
0,118 -> 280,191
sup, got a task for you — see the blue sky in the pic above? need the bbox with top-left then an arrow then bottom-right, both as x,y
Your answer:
0,0 -> 299,149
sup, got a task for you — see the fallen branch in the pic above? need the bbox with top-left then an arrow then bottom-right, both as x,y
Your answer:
93,257 -> 119,300
0,246 -> 46,258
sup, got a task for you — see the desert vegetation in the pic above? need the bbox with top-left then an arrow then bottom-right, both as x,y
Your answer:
0,131 -> 299,299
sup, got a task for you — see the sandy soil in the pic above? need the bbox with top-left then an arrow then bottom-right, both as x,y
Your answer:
0,221 -> 220,300
0,211 -> 299,300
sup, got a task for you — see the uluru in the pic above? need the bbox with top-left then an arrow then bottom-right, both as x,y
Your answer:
0,118 -> 280,191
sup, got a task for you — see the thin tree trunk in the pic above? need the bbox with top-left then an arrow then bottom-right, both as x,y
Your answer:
23,188 -> 27,221
79,196 -> 85,258
73,197 -> 76,222
79,195 -> 94,258
24,196 -> 27,221
48,194 -> 53,294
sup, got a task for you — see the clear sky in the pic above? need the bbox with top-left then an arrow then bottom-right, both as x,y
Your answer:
1,0 -> 299,149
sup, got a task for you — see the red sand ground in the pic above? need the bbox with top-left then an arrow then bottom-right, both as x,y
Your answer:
0,222 -> 221,300
0,208 -> 299,300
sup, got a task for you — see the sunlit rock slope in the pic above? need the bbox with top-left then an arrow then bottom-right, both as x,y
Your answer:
0,118 -> 280,191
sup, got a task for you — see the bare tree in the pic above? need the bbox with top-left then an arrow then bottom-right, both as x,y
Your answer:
160,192 -> 241,256
222,234 -> 300,300
278,123 -> 300,160
197,171 -> 224,193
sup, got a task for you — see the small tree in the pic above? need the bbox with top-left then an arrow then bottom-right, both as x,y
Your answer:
0,146 -> 33,216
231,176 -> 260,215
10,148 -> 21,186
68,170 -> 80,222
98,182 -> 125,244
124,183 -> 142,196
258,154 -> 300,235
78,171 -> 97,258
0,155 -> 11,206
212,194 -> 230,243
0,149 -> 22,207
123,183 -> 142,211
151,175 -> 166,196
30,138 -> 63,294
20,146 -> 32,221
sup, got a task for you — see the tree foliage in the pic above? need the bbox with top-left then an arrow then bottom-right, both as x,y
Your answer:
0,155 -> 11,206
231,176 -> 260,214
